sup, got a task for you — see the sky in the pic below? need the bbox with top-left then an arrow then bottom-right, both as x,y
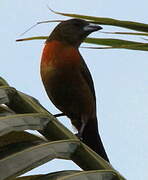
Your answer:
0,0 -> 148,179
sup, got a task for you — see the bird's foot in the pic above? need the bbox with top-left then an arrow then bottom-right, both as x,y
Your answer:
75,133 -> 83,140
76,119 -> 86,140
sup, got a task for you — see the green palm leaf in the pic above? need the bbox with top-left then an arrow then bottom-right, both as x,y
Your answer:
84,38 -> 148,51
16,36 -> 148,51
0,139 -> 79,180
0,77 -> 126,180
16,9 -> 148,52
49,9 -> 148,32
0,113 -> 50,136
15,171 -> 80,180
15,170 -> 118,180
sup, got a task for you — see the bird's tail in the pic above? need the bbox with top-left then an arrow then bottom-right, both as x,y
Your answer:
82,118 -> 109,162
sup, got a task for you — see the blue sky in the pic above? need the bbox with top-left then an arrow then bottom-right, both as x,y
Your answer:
0,0 -> 148,179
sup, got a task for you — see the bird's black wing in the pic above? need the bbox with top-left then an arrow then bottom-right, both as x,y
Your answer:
80,56 -> 96,102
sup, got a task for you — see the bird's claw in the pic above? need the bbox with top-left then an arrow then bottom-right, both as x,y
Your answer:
75,133 -> 83,140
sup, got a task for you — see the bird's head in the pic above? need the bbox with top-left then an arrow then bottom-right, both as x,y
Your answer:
47,18 -> 102,47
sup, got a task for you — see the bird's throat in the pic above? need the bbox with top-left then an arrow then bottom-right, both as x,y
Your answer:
41,40 -> 81,69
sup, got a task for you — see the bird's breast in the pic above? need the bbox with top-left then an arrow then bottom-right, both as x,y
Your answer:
40,40 -> 82,88
40,40 -> 83,106
40,40 -> 95,124
41,40 -> 81,69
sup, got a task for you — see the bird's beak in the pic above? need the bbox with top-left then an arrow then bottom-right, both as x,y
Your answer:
83,23 -> 103,32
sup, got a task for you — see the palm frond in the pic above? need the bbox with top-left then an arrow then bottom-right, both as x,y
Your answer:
0,77 -> 126,180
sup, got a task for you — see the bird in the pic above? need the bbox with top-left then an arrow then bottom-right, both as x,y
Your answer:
40,18 -> 109,162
